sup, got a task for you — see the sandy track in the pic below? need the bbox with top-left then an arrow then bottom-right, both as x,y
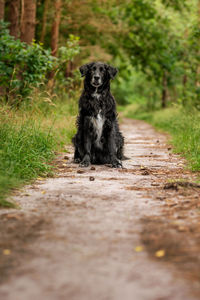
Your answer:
0,118 -> 199,300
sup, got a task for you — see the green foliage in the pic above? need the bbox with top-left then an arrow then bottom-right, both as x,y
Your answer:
103,0 -> 200,110
55,35 -> 81,96
0,21 -> 55,103
58,35 -> 80,62
180,21 -> 200,109
161,0 -> 188,10
121,0 -> 183,81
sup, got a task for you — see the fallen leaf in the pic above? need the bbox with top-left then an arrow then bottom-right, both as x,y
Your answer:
155,249 -> 165,258
41,191 -> 46,194
140,165 -> 146,170
151,183 -> 160,186
65,168 -> 73,172
6,214 -> 21,220
135,246 -> 144,252
171,221 -> 181,225
3,249 -> 11,255
178,226 -> 187,232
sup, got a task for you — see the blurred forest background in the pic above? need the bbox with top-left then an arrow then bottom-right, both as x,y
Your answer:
0,0 -> 200,206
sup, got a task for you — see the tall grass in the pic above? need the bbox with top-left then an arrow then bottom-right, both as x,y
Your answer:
0,121 -> 55,207
0,95 -> 77,207
125,105 -> 200,172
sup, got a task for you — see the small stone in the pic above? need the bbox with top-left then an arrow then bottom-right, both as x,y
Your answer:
89,176 -> 95,181
90,166 -> 96,170
64,155 -> 69,160
142,170 -> 150,175
77,169 -> 85,174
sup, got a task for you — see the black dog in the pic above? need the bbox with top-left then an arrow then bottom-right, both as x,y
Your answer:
72,61 -> 124,168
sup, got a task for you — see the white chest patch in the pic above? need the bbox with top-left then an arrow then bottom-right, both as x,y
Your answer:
91,111 -> 105,148
92,88 -> 101,100
92,92 -> 101,100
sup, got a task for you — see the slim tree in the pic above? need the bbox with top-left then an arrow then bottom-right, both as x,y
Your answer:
196,0 -> 200,87
40,0 -> 50,43
51,0 -> 62,56
0,0 -> 4,20
161,72 -> 168,108
8,0 -> 20,39
20,0 -> 36,44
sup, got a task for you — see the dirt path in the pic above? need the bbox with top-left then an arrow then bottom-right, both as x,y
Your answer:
0,118 -> 200,300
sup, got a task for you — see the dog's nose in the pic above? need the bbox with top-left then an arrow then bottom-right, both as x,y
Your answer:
94,76 -> 100,81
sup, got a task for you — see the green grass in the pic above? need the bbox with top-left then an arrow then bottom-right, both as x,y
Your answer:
125,104 -> 200,172
0,96 -> 77,207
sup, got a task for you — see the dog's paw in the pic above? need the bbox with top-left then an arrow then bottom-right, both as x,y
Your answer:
111,160 -> 122,168
74,158 -> 81,164
79,160 -> 90,167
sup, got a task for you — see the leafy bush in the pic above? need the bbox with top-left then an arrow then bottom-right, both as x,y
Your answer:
0,21 -> 55,103
54,35 -> 81,96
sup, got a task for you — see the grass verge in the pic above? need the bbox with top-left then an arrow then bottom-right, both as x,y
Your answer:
0,95 -> 77,207
124,104 -> 200,172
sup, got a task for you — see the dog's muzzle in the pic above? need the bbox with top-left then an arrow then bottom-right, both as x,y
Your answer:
91,75 -> 102,87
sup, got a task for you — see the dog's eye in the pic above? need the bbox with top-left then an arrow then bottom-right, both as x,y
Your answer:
92,67 -> 96,71
99,67 -> 103,72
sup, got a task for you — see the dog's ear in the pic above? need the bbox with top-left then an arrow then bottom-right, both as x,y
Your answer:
106,64 -> 118,79
79,63 -> 92,77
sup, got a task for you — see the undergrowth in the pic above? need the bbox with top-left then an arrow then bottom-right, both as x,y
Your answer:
125,104 -> 200,172
0,94 -> 77,207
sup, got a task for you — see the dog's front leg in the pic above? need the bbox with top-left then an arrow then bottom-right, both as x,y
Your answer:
108,131 -> 122,168
79,116 -> 92,167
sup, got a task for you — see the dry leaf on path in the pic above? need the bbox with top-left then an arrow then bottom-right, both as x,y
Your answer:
37,177 -> 45,181
155,250 -> 165,258
135,246 -> 144,252
3,249 -> 11,255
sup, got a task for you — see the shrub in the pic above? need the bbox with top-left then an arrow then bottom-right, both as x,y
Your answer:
0,21 -> 55,104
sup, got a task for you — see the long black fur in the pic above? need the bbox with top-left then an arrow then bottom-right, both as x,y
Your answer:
72,62 -> 124,168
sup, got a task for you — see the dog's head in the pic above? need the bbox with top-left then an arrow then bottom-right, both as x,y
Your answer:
79,62 -> 118,88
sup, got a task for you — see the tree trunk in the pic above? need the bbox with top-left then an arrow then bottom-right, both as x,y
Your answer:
48,0 -> 62,88
20,0 -> 36,44
8,0 -> 20,39
196,0 -> 200,87
0,0 -> 5,97
65,61 -> 73,78
51,0 -> 62,56
40,0 -> 50,43
161,72 -> 167,108
0,0 -> 4,20
183,74 -> 187,88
